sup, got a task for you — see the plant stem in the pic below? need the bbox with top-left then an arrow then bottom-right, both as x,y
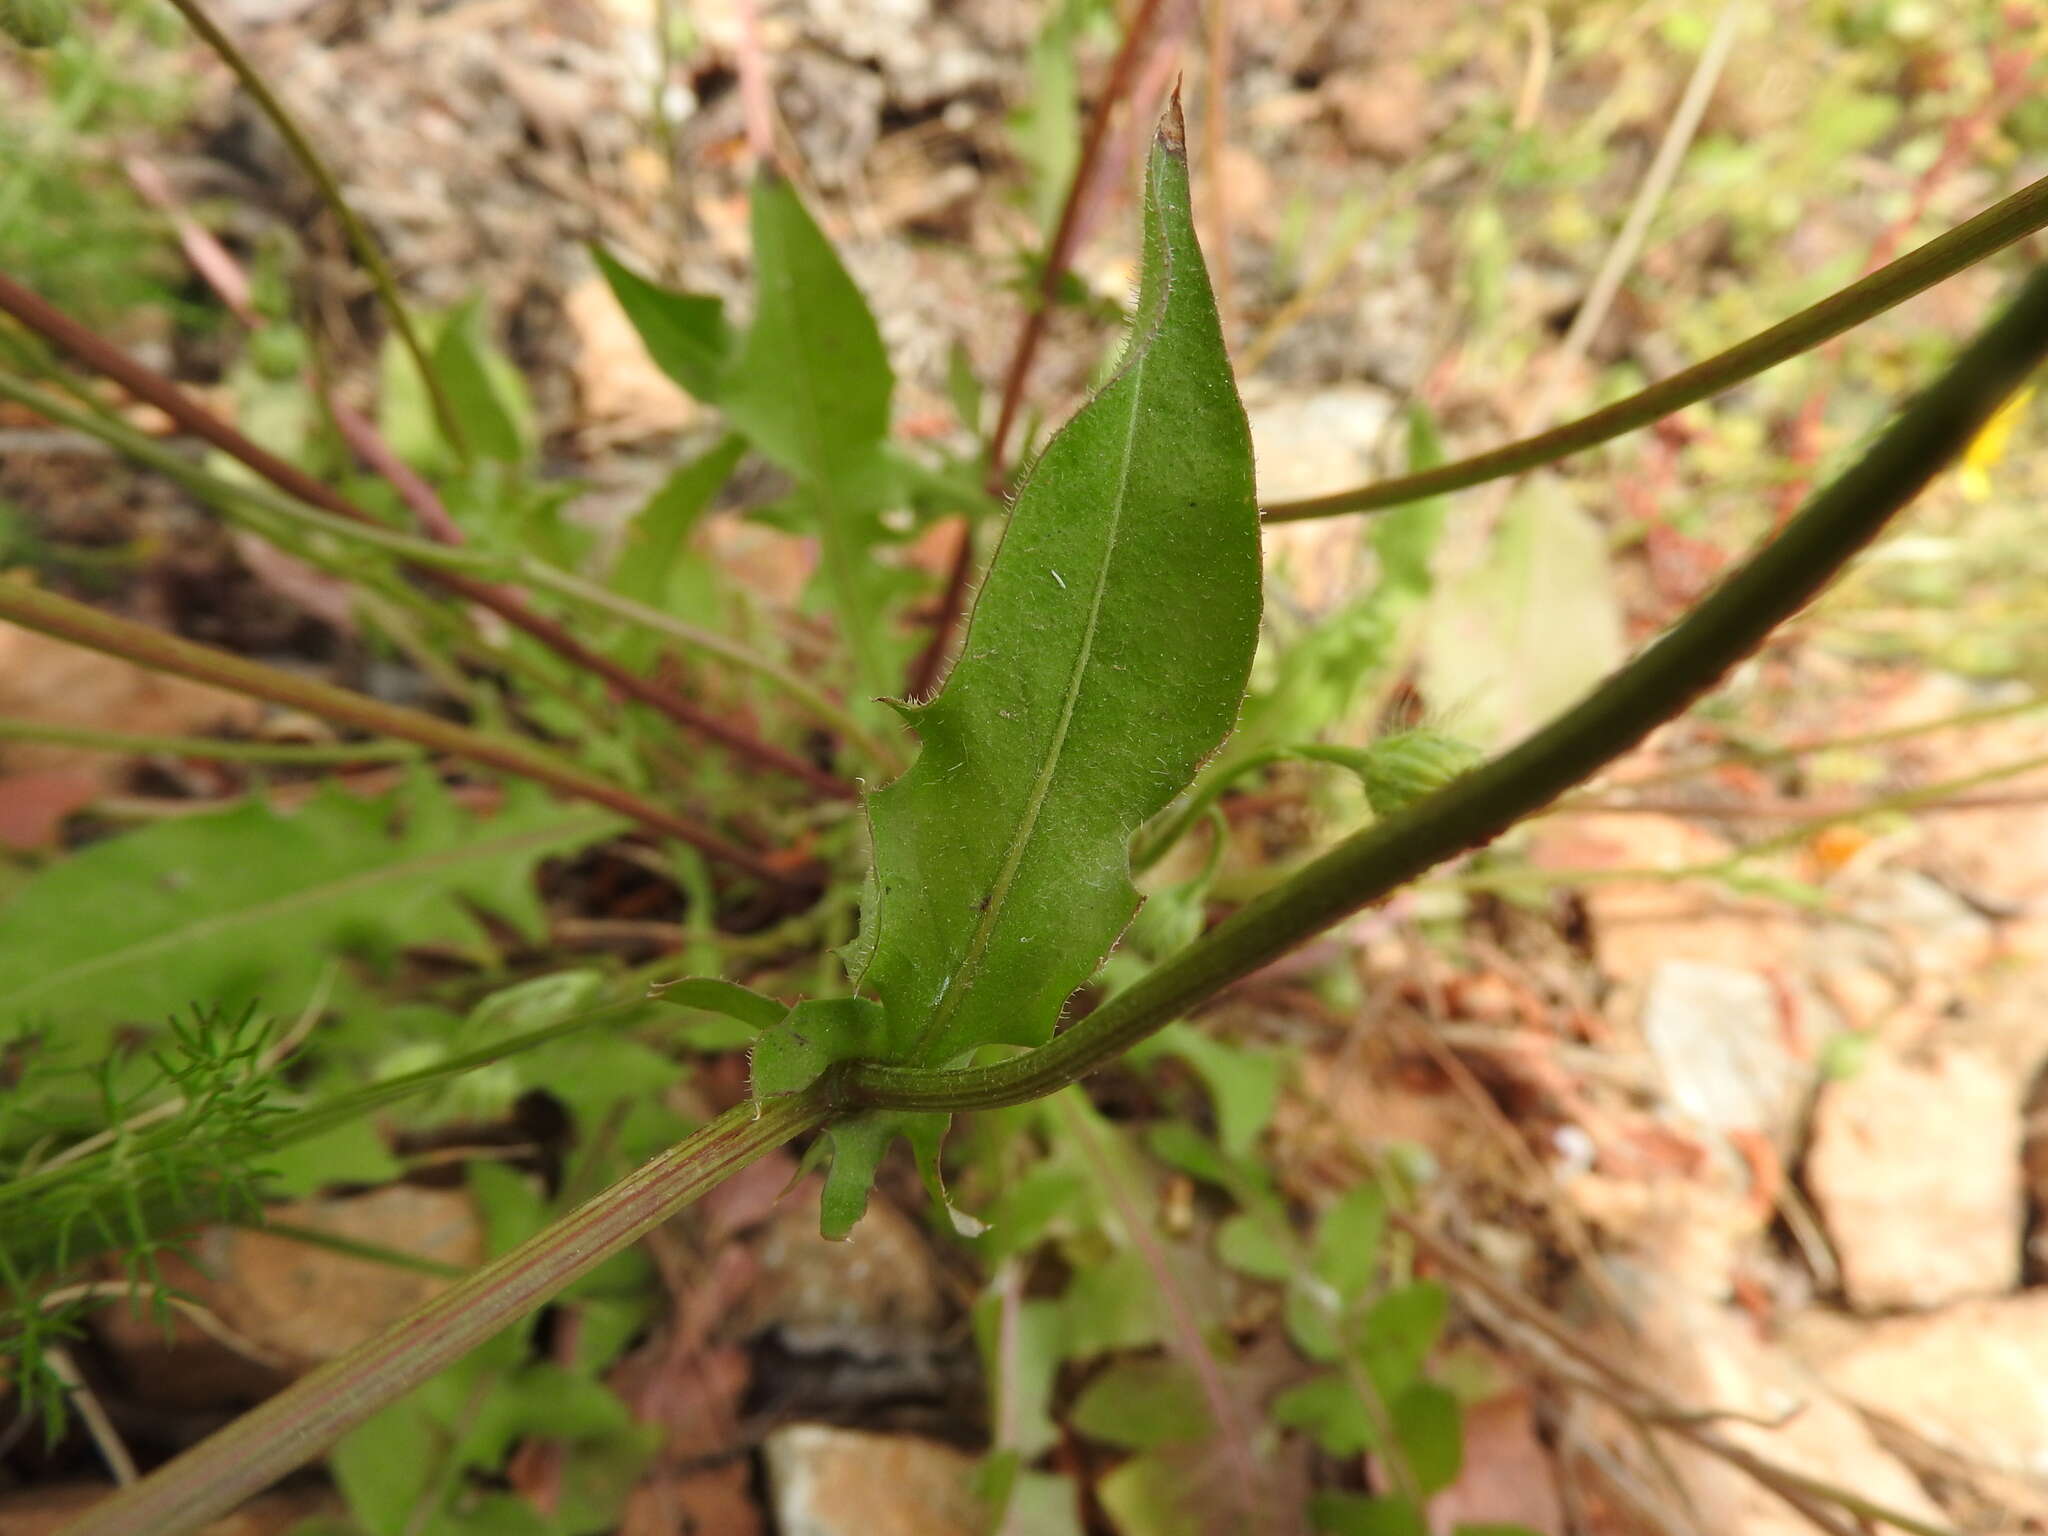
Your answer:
833,259 -> 2048,1113
56,1092 -> 828,1536
0,365 -> 886,772
1261,171 -> 2048,521
0,273 -> 855,799
0,716 -> 421,764
0,578 -> 800,885
156,0 -> 468,458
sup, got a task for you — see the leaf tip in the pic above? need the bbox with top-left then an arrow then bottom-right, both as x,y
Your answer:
1160,78 -> 1187,155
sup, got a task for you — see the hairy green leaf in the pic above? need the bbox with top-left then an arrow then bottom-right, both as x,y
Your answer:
0,777 -> 614,1045
752,113 -> 1259,1234
860,116 -> 1259,1069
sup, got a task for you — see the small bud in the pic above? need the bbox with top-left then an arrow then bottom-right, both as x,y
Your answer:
0,0 -> 68,48
1360,728 -> 1483,818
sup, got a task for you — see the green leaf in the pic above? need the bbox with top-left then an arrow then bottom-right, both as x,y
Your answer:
1311,1182 -> 1387,1300
718,174 -> 902,698
750,997 -> 960,1238
651,977 -> 789,1032
754,113 -> 1257,1233
861,117 -> 1257,1069
1061,1249 -> 1169,1354
0,779 -> 615,1048
1358,1281 -> 1449,1400
1215,1212 -> 1294,1281
593,245 -> 732,401
1145,1023 -> 1281,1158
1273,1372 -> 1372,1456
610,433 -> 746,606
1069,1357 -> 1214,1449
1371,404 -> 1449,606
720,175 -> 892,483
946,337 -> 983,436
1310,1493 -> 1429,1536
1392,1380 -> 1464,1495
1096,1446 -> 1231,1536
431,299 -> 532,463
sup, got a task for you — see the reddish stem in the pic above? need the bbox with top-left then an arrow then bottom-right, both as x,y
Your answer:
0,576 -> 802,885
0,270 -> 856,801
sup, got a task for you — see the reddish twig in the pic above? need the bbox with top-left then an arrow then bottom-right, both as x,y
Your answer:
0,577 -> 802,885
0,270 -> 857,802
323,395 -> 468,545
124,157 -> 259,327
905,0 -> 1174,700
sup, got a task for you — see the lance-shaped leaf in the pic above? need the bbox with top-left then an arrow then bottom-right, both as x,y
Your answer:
861,107 -> 1260,1069
595,185 -> 906,699
752,106 -> 1260,1235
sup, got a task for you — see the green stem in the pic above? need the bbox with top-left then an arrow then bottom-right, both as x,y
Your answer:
158,0 -> 469,458
1261,173 -> 2048,522
833,260 -> 2048,1113
0,579 -> 798,885
55,1092 -> 827,1536
0,716 -> 421,765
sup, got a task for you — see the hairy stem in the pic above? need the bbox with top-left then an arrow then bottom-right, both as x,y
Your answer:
1261,172 -> 2048,521
0,579 -> 801,885
158,0 -> 468,457
0,272 -> 855,799
56,1092 -> 828,1536
835,259 -> 2048,1112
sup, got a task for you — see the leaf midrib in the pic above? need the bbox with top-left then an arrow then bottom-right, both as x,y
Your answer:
6,810 -> 616,1013
908,343 -> 1157,1063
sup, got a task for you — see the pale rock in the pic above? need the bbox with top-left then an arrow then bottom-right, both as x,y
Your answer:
1529,813 -> 1807,995
734,1187 -> 945,1358
1247,386 -> 1399,616
1838,867 -> 1995,982
762,1425 -> 982,1536
1245,385 -> 1397,503
195,1185 -> 484,1364
1576,1273 -> 1946,1536
1806,1045 -> 2021,1311
0,622 -> 263,779
1641,959 -> 1811,1153
1796,1292 -> 2048,1480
